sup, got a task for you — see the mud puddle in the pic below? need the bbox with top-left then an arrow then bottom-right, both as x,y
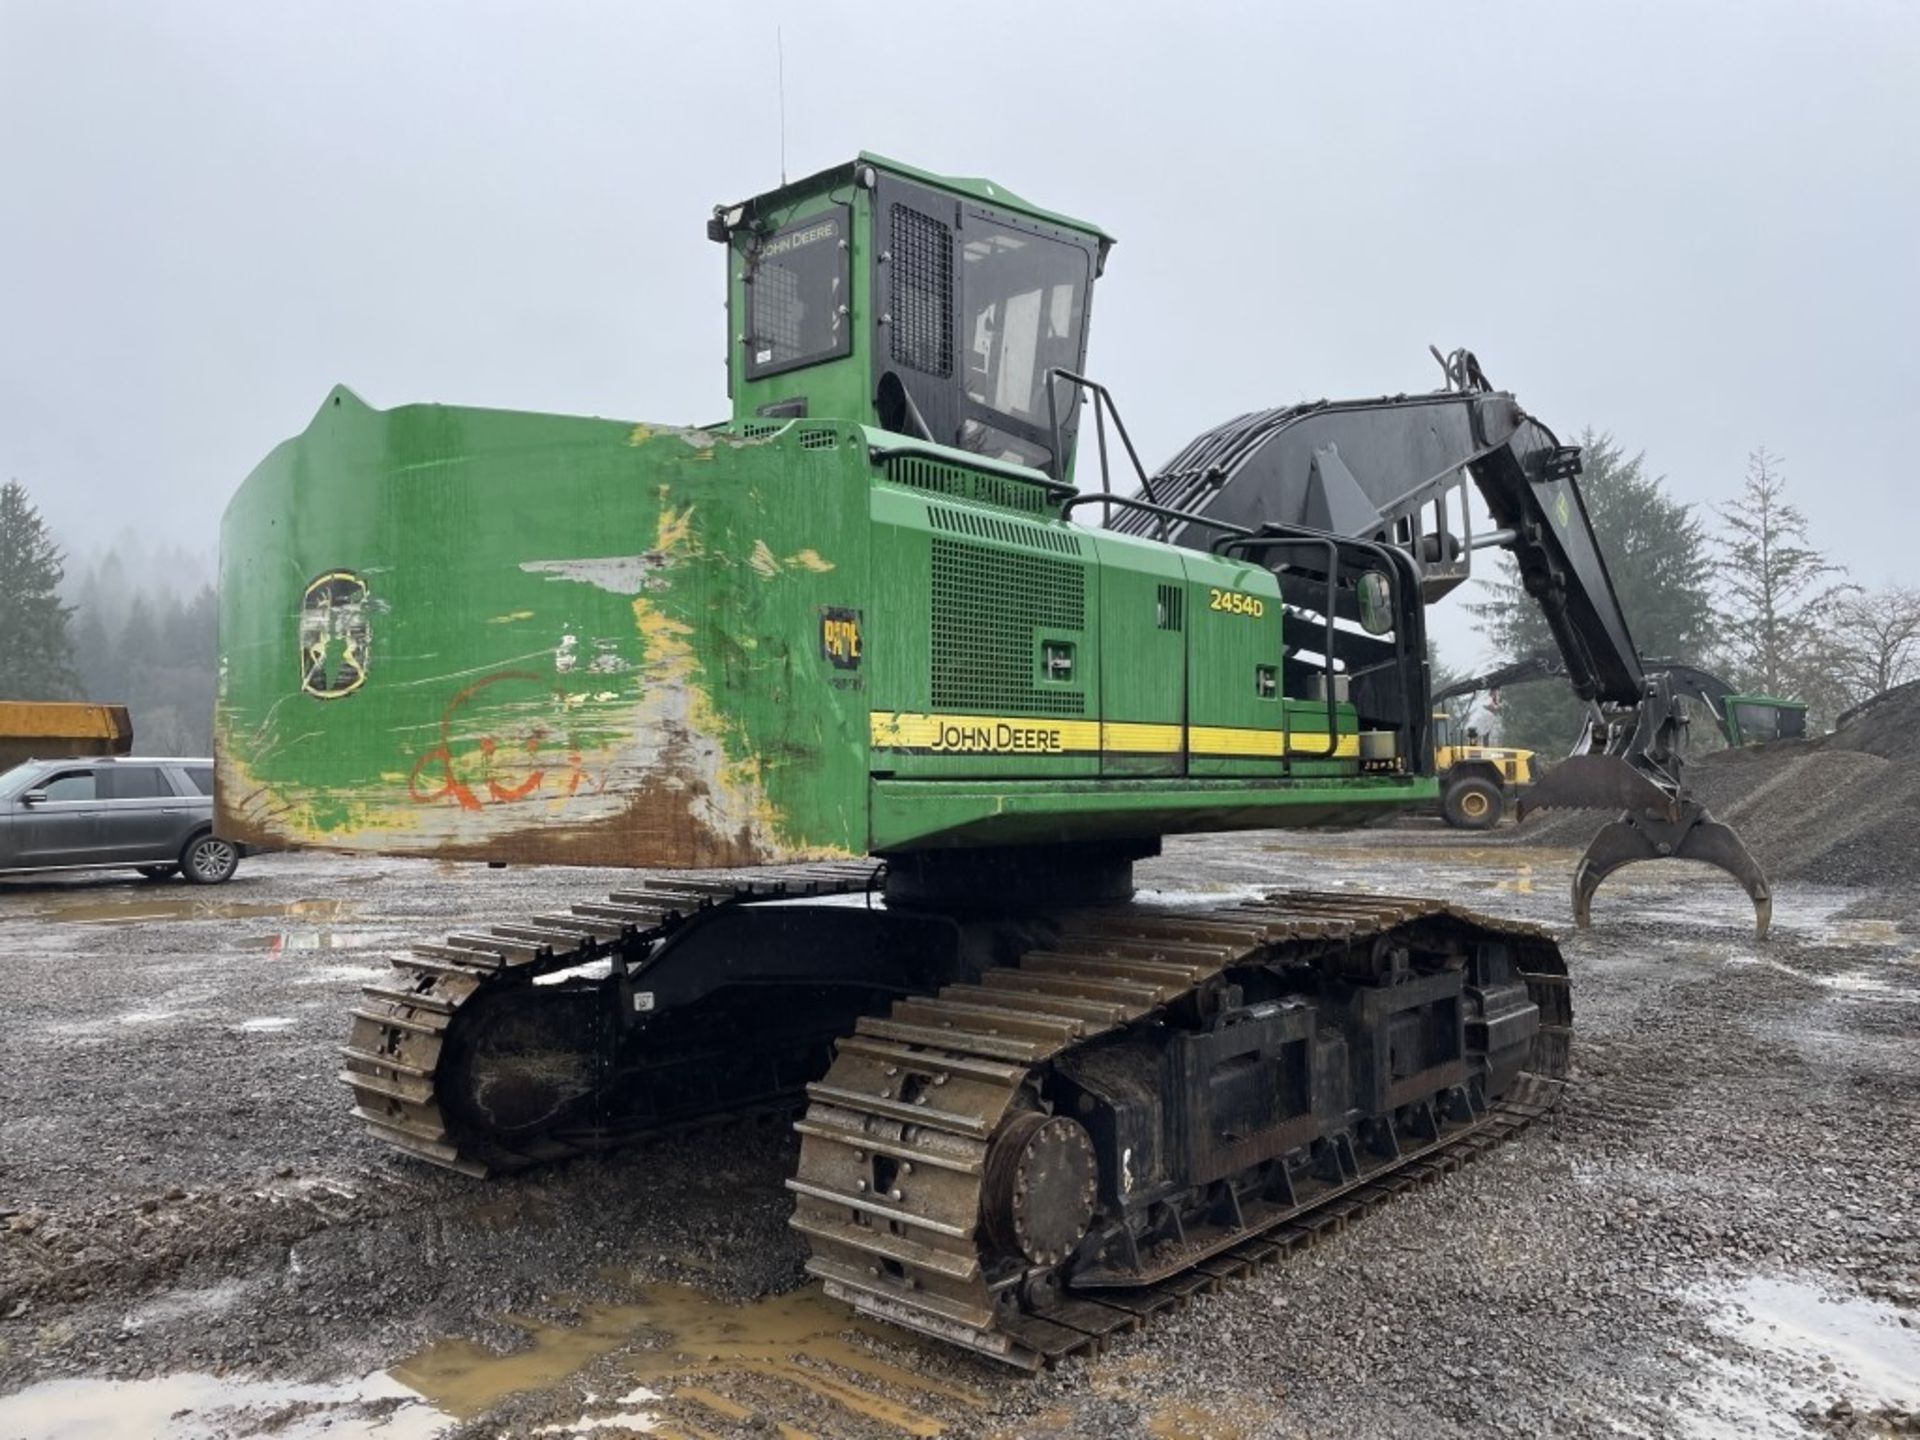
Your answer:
1663,1274 -> 1920,1437
5,893 -> 362,927
0,1369 -> 443,1440
1727,953 -> 1915,999
258,927 -> 407,956
396,1281 -> 978,1436
0,1284 -> 964,1439
1261,839 -> 1582,868
1824,918 -> 1906,946
1458,861 -> 1538,894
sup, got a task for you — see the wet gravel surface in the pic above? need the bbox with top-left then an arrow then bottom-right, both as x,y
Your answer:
0,835 -> 1916,1439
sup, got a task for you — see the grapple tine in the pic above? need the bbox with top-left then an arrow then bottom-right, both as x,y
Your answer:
1572,804 -> 1771,939
1672,814 -> 1773,940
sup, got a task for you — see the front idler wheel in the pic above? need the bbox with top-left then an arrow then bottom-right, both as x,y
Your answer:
983,1111 -> 1099,1268
439,985 -> 609,1151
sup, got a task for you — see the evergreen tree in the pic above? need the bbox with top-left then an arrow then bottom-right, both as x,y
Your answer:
0,481 -> 79,700
1715,448 -> 1848,706
1470,431 -> 1718,753
114,600 -> 161,684
70,606 -> 116,701
57,535 -> 221,753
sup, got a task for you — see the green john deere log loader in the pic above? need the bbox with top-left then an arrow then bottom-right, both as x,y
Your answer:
217,153 -> 1769,1368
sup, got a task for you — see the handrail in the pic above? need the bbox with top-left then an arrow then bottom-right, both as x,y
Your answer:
1212,532 -> 1343,759
1205,525 -> 1422,768
1045,368 -> 1161,513
1059,493 -> 1253,537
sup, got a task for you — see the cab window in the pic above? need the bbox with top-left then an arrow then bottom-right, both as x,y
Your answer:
184,766 -> 215,797
743,206 -> 851,380
1732,703 -> 1784,743
39,770 -> 98,802
957,218 -> 1089,469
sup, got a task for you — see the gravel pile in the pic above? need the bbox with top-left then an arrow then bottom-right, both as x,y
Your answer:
1517,681 -> 1920,891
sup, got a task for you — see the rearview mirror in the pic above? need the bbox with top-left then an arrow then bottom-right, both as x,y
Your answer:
20,791 -> 47,806
1356,571 -> 1393,636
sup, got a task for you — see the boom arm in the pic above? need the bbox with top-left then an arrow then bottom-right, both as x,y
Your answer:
1432,654 -> 1569,707
1435,653 -> 1751,752
1115,354 -> 1644,704
1109,350 -> 1770,935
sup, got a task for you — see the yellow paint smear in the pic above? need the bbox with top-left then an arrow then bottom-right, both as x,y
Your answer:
628,423 -> 655,446
655,497 -> 697,555
632,598 -> 698,684
749,539 -> 782,578
787,548 -> 835,572
486,610 -> 535,624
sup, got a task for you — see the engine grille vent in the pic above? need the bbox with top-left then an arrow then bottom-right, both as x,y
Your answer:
930,537 -> 1085,716
886,455 -> 1052,517
890,205 -> 953,377
798,427 -> 839,450
926,501 -> 1081,555
1157,583 -> 1185,631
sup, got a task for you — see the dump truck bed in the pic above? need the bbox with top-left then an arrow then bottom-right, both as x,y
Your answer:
0,702 -> 133,769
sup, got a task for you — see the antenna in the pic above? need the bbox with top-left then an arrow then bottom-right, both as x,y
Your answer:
777,27 -> 788,185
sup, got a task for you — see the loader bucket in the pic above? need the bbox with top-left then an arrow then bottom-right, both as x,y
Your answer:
1520,756 -> 1772,939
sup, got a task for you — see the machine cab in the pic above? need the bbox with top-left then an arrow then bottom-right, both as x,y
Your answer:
709,153 -> 1113,482
1723,694 -> 1809,747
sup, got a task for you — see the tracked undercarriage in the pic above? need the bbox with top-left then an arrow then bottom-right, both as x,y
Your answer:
344,865 -> 1569,1367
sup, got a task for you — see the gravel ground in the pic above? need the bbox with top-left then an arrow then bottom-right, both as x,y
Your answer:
0,833 -> 1916,1439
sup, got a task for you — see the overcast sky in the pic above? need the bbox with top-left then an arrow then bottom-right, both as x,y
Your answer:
3,1 -> 1915,666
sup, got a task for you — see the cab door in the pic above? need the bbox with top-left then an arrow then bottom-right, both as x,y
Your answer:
13,766 -> 106,866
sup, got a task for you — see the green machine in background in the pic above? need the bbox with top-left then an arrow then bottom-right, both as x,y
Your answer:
218,153 -> 1769,1369
1722,693 -> 1809,747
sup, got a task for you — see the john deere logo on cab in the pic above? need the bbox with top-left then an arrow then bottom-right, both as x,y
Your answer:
820,608 -> 862,670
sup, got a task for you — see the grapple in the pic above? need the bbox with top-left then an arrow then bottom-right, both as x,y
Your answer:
1520,752 -> 1772,939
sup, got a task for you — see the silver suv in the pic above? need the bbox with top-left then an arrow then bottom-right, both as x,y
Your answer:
0,756 -> 241,884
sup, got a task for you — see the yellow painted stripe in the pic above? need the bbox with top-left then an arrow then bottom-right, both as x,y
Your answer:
1100,721 -> 1185,752
869,712 -> 1361,759
1188,724 -> 1283,758
1276,732 -> 1362,759
1185,727 -> 1361,758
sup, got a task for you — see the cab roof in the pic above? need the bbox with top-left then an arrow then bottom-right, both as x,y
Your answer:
714,152 -> 1114,263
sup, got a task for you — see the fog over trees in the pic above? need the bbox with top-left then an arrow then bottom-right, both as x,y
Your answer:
0,482 -> 216,755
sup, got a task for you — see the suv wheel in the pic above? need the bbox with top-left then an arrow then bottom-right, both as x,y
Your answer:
181,834 -> 240,885
136,865 -> 179,882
